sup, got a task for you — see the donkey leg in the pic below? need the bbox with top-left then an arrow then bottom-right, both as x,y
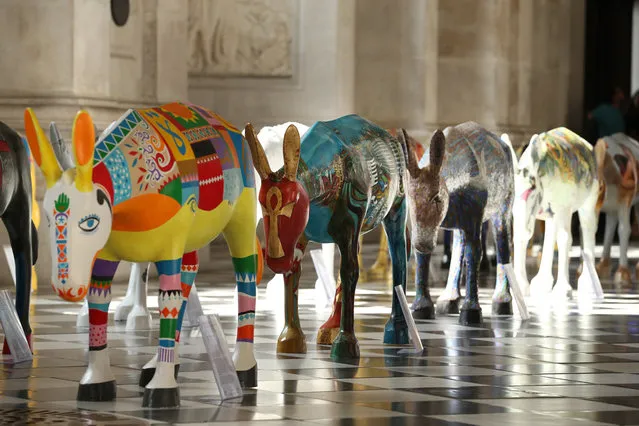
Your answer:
78,258 -> 119,402
615,205 -> 632,287
76,300 -> 90,328
441,230 -> 452,268
319,243 -> 336,288
412,252 -> 435,319
1,205 -> 34,354
143,259 -> 183,408
223,219 -> 259,386
578,194 -> 604,298
330,224 -> 362,360
480,221 -> 490,272
139,258 -> 192,388
436,230 -> 463,315
597,212 -> 617,278
382,199 -> 409,345
551,214 -> 573,299
491,213 -> 513,316
368,231 -> 391,281
317,239 -> 344,345
530,219 -> 557,298
459,224 -> 483,325
115,263 -> 141,322
126,263 -> 152,331
30,220 -> 38,293
280,236 -> 308,353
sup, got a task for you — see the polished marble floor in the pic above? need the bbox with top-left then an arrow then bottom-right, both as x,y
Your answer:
2,243 -> 639,425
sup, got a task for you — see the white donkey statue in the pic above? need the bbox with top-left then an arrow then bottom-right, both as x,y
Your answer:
594,133 -> 639,288
508,128 -> 604,300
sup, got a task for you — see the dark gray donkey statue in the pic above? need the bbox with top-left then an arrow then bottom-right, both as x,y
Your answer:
0,122 -> 38,355
401,122 -> 517,325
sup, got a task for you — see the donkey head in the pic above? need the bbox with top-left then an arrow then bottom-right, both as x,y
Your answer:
245,123 -> 310,274
24,109 -> 112,302
511,134 -> 543,242
400,129 -> 448,254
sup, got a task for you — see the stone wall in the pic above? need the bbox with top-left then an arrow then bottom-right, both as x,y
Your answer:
351,0 -> 585,148
188,0 -> 357,130
0,0 -> 591,286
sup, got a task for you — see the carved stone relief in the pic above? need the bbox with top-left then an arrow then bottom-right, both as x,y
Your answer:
188,0 -> 293,77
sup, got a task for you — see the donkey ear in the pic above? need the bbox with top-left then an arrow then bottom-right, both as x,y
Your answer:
24,108 -> 62,188
283,124 -> 300,181
49,122 -> 75,171
398,128 -> 419,177
72,110 -> 95,193
429,129 -> 446,173
245,123 -> 272,180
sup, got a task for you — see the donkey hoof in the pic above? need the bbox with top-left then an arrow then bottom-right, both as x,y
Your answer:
436,298 -> 460,315
142,387 -> 180,408
277,326 -> 307,354
316,327 -> 339,346
412,306 -> 435,320
480,257 -> 490,272
383,320 -> 409,345
459,308 -> 483,326
77,380 -> 117,402
330,332 -> 360,360
237,364 -> 258,388
614,267 -> 633,290
139,364 -> 180,388
492,301 -> 513,316
411,297 -> 435,320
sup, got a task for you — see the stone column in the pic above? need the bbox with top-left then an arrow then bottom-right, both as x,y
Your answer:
0,0 -> 189,285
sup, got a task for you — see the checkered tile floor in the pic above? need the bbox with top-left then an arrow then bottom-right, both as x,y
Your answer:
2,243 -> 639,425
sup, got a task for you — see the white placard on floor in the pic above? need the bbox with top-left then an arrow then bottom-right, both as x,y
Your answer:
0,290 -> 32,363
199,314 -> 243,401
503,264 -> 530,321
3,245 -> 16,286
185,284 -> 203,328
581,253 -> 605,300
394,285 -> 424,352
310,249 -> 336,310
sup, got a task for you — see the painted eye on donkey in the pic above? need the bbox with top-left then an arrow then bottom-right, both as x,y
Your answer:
79,215 -> 100,232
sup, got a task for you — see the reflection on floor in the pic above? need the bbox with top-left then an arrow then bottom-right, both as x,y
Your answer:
1,244 -> 639,425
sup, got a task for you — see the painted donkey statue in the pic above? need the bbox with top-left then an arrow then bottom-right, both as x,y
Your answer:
245,116 -> 445,359
593,133 -> 639,287
0,123 -> 38,355
403,122 -> 516,324
24,102 -> 259,408
510,128 -> 602,300
49,122 -> 153,330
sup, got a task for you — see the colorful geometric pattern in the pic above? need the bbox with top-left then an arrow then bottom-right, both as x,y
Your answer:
101,148 -> 132,205
53,193 -> 70,286
92,102 -> 248,212
232,255 -> 257,343
87,259 -> 119,351
175,251 -> 198,344
93,110 -> 142,164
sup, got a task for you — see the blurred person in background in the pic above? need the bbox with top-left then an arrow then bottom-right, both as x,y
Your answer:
588,86 -> 627,138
